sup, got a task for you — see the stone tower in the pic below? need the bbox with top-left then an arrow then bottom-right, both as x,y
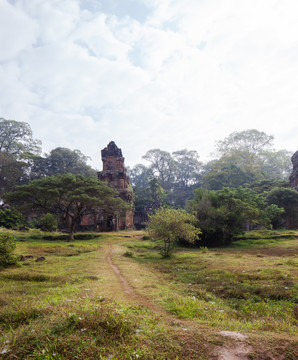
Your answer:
289,150 -> 298,189
97,141 -> 134,230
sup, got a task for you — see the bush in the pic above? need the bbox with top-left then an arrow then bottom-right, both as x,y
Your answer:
0,232 -> 18,267
146,208 -> 201,257
40,213 -> 57,232
0,208 -> 25,229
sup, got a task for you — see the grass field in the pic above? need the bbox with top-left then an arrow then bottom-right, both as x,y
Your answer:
0,229 -> 297,359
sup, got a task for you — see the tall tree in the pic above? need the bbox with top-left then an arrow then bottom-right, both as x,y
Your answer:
0,118 -> 41,159
204,130 -> 292,189
0,119 -> 42,195
142,149 -> 176,189
29,147 -> 96,179
259,150 -> 292,180
0,154 -> 28,194
172,149 -> 202,188
4,174 -> 128,241
216,129 -> 274,156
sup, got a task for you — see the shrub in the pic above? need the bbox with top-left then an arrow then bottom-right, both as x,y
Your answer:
0,232 -> 18,267
146,208 -> 201,257
40,213 -> 57,232
0,208 -> 25,229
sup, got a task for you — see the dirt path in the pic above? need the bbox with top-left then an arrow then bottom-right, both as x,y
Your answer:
216,331 -> 253,360
105,243 -> 176,316
104,242 -> 253,360
106,244 -> 133,295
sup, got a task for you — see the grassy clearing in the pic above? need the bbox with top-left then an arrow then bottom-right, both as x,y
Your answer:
124,232 -> 297,331
0,230 -> 210,359
0,229 -> 297,359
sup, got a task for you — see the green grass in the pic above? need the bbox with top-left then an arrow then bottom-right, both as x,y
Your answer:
0,229 -> 297,359
123,231 -> 298,334
0,230 -> 210,359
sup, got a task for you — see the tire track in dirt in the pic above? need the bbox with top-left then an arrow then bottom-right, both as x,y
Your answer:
105,243 -> 253,360
105,244 -> 171,314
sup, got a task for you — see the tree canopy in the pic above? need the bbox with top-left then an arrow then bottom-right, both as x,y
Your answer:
187,187 -> 283,246
4,174 -> 128,240
29,147 -> 96,179
0,118 -> 41,159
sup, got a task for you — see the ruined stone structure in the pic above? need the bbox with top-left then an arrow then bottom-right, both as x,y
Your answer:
290,150 -> 298,190
97,141 -> 134,231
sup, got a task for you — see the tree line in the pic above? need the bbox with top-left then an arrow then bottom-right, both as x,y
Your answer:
0,117 -> 297,245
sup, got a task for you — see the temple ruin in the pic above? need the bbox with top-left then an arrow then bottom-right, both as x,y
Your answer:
97,141 -> 134,231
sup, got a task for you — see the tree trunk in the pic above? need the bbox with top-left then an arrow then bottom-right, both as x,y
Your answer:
68,221 -> 75,242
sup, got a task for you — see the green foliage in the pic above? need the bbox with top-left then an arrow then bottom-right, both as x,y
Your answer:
0,154 -> 29,195
0,232 -> 17,267
130,149 -> 203,210
0,118 -> 41,195
203,160 -> 261,190
188,187 -> 283,246
0,208 -> 25,229
40,213 -> 58,232
265,187 -> 298,228
216,129 -> 274,156
0,118 -> 42,159
142,149 -> 176,189
4,174 -> 128,241
146,208 -> 201,257
203,130 -> 292,190
29,147 -> 96,179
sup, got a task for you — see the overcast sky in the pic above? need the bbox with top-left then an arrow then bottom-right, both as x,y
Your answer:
1,0 -> 297,169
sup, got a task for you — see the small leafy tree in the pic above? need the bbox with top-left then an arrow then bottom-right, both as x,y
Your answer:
146,208 -> 201,257
0,233 -> 17,267
40,213 -> 57,232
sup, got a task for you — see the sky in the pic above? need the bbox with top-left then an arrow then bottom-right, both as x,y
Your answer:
0,0 -> 298,170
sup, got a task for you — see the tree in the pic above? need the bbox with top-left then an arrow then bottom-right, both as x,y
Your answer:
0,208 -> 25,229
4,174 -> 128,241
128,164 -> 153,188
29,147 -> 96,180
0,118 -> 41,159
203,161 -> 261,190
171,149 -> 203,206
40,213 -> 58,232
146,208 -> 201,257
0,119 -> 42,195
0,153 -> 29,195
188,187 -> 283,246
172,149 -> 202,188
204,130 -> 292,189
216,129 -> 274,156
259,150 -> 292,180
142,149 -> 176,189
265,187 -> 298,229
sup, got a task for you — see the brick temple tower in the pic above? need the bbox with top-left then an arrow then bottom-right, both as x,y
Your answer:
97,141 -> 134,230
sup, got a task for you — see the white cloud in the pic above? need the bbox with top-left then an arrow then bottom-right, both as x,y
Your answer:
0,1 -> 37,61
0,0 -> 297,169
